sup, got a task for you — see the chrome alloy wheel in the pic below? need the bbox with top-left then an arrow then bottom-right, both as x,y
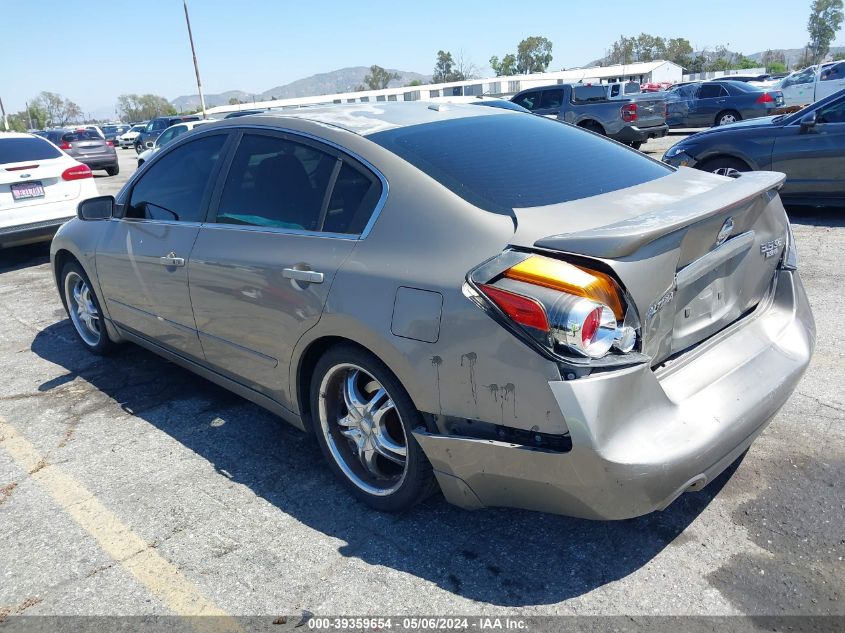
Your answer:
718,112 -> 737,125
65,271 -> 101,347
318,363 -> 409,496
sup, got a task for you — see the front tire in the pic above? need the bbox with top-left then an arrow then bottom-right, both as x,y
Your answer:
60,261 -> 114,355
310,344 -> 436,512
698,156 -> 751,176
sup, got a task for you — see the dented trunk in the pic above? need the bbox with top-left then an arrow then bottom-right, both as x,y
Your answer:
509,168 -> 789,365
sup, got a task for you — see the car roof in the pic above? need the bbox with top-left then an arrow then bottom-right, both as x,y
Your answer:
0,132 -> 40,140
207,101 -> 513,137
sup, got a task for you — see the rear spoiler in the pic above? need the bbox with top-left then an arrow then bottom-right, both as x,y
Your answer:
534,171 -> 786,259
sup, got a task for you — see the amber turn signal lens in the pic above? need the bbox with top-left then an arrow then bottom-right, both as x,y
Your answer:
504,256 -> 625,319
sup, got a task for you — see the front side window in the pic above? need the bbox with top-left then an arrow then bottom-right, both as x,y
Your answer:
821,62 -> 844,81
817,96 -> 845,124
155,127 -> 178,147
215,134 -> 335,231
127,134 -> 226,222
512,91 -> 541,110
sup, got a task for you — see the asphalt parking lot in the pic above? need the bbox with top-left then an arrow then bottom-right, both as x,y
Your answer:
0,134 -> 842,622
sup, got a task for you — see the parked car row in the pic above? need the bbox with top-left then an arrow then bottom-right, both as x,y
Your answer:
510,83 -> 668,149
136,119 -> 215,166
663,87 -> 845,206
665,80 -> 785,128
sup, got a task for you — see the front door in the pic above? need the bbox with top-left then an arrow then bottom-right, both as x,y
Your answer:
689,83 -> 727,127
96,133 -> 230,359
188,131 -> 383,408
773,95 -> 845,201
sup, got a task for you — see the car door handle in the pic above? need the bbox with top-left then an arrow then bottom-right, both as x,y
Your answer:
159,252 -> 185,267
283,268 -> 324,284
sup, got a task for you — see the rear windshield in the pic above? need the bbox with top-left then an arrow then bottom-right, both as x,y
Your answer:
368,114 -> 671,214
0,136 -> 62,163
61,130 -> 102,142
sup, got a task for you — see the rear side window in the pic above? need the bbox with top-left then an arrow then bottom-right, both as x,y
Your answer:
572,85 -> 607,103
369,114 -> 671,215
324,163 -> 381,234
215,134 -> 336,231
0,136 -> 62,163
127,134 -> 226,222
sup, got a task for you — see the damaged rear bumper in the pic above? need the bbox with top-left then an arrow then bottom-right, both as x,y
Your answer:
414,269 -> 815,520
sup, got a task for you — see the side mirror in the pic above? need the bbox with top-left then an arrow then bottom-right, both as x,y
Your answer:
77,195 -> 115,221
799,111 -> 817,132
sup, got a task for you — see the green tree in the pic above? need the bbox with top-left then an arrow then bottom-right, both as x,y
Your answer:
604,35 -> 635,64
807,0 -> 844,64
116,94 -> 176,121
228,96 -> 243,105
433,50 -> 457,82
633,33 -> 666,62
665,37 -> 694,68
362,65 -> 400,90
34,91 -> 81,126
833,51 -> 845,60
489,53 -> 517,76
516,36 -> 553,74
405,79 -> 423,87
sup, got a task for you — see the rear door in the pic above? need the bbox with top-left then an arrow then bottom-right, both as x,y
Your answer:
772,95 -> 845,200
95,133 -> 230,359
188,130 -> 382,408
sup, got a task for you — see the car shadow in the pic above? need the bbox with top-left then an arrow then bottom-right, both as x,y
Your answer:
785,205 -> 845,228
0,242 -> 51,273
31,321 -> 737,607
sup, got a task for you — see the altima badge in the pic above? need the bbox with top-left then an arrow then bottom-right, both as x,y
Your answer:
760,238 -> 785,259
647,288 -> 675,320
715,217 -> 734,247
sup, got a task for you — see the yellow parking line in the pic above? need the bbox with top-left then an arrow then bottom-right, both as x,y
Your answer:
0,417 -> 242,631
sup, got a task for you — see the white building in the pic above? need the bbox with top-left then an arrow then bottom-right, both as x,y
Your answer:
205,60 -> 684,117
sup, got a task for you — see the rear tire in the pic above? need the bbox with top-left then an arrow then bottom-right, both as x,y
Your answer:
310,344 -> 437,512
59,261 -> 115,355
628,141 -> 643,150
579,120 -> 606,135
105,165 -> 119,176
715,110 -> 741,126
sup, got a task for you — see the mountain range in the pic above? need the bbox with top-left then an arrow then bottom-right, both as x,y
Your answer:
171,66 -> 432,111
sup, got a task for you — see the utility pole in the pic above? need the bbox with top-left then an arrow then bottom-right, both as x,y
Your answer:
182,0 -> 207,119
0,97 -> 8,131
26,102 -> 34,130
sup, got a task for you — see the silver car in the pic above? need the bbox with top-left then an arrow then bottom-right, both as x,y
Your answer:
50,103 -> 815,520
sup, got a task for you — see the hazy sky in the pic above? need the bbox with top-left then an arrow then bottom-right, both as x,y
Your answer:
2,0 -> 840,116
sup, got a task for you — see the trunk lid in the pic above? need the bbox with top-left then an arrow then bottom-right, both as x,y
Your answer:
0,157 -> 80,213
509,168 -> 788,365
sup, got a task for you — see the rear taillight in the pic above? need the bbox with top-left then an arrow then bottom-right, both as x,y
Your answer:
756,92 -> 775,104
58,141 -> 72,150
106,140 -> 114,147
621,103 -> 638,123
468,253 -> 640,361
61,164 -> 92,181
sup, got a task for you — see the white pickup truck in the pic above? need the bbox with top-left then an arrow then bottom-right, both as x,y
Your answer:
778,61 -> 845,107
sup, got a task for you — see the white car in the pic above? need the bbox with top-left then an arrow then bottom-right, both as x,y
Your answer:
118,124 -> 146,149
0,133 -> 98,248
776,62 -> 845,107
137,119 -> 215,166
